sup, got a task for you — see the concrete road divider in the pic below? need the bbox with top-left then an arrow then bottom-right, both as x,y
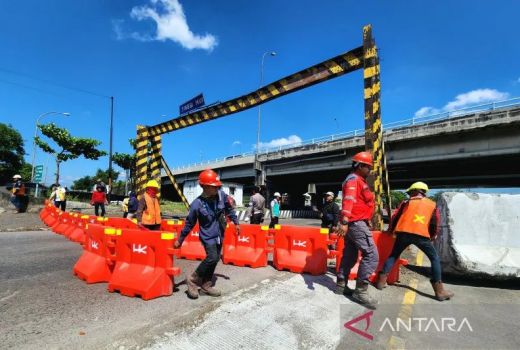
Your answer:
435,192 -> 520,278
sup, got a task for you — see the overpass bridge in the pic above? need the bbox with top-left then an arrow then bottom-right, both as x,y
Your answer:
163,99 -> 520,205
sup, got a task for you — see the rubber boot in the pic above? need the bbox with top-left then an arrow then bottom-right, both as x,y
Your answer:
376,272 -> 388,290
431,281 -> 454,301
352,280 -> 378,309
187,272 -> 202,299
200,277 -> 221,297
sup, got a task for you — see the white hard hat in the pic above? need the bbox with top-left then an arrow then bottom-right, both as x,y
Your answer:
13,174 -> 21,179
274,192 -> 281,197
325,191 -> 335,197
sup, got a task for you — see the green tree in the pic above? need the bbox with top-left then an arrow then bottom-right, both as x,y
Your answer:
71,175 -> 93,191
19,163 -> 33,183
0,123 -> 25,184
34,123 -> 106,184
390,190 -> 407,208
72,168 -> 120,192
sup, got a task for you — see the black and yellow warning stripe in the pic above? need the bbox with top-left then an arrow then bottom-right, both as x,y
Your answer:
161,157 -> 190,209
135,125 -> 150,194
146,46 -> 365,136
362,24 -> 390,231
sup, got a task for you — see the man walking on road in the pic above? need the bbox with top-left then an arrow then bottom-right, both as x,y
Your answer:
174,169 -> 240,299
336,151 -> 378,309
376,182 -> 454,301
248,186 -> 265,224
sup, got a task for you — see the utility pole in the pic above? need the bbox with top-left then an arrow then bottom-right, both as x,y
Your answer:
108,96 -> 114,199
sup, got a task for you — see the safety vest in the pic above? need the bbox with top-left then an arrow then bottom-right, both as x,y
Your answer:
12,182 -> 25,196
56,187 -> 66,201
122,198 -> 129,212
394,197 -> 436,238
142,193 -> 161,225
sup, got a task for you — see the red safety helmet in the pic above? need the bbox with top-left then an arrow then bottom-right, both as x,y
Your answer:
198,169 -> 222,187
352,151 -> 373,166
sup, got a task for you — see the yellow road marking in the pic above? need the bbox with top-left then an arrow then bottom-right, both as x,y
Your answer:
386,251 -> 425,349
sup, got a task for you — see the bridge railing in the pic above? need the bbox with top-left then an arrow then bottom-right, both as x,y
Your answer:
171,96 -> 520,170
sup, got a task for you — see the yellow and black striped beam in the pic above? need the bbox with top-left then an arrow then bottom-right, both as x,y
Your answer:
135,125 -> 150,194
363,24 -> 391,230
147,46 -> 364,136
161,156 -> 190,209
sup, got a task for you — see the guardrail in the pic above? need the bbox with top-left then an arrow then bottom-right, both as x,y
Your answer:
171,96 -> 520,170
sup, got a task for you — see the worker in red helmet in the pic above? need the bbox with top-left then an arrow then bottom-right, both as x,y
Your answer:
174,169 -> 240,299
335,151 -> 378,309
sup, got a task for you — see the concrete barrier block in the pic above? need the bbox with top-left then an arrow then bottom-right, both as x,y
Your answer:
435,192 -> 520,278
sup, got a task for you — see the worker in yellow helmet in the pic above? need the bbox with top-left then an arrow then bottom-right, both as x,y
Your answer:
136,179 -> 162,230
376,182 -> 454,301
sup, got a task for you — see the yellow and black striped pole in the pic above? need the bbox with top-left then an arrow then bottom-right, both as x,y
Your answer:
161,157 -> 190,209
135,125 -> 150,195
363,24 -> 391,230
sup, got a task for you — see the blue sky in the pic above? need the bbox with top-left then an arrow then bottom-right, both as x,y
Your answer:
1,0 -> 519,187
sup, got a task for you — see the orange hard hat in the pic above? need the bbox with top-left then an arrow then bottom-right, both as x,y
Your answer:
198,169 -> 222,187
352,151 -> 373,166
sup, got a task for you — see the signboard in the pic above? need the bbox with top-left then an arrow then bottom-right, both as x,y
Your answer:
179,93 -> 205,115
33,165 -> 43,183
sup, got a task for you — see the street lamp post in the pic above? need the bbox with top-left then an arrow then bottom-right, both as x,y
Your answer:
31,111 -> 70,195
255,51 -> 276,185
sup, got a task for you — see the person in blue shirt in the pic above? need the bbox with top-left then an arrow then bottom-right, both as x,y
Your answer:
174,169 -> 240,299
269,192 -> 281,228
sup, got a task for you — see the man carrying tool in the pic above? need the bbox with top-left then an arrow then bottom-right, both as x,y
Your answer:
376,182 -> 454,301
174,169 -> 240,299
136,179 -> 162,230
336,151 -> 378,309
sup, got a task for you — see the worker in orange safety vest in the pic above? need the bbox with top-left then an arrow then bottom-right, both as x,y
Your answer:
376,181 -> 454,301
136,179 -> 162,230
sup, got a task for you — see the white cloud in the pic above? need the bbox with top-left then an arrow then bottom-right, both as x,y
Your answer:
414,106 -> 439,118
232,140 -> 241,146
258,135 -> 302,150
118,0 -> 218,51
517,77 -> 520,83
414,88 -> 509,118
444,89 -> 509,111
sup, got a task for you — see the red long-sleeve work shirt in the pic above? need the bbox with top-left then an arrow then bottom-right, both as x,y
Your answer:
341,173 -> 375,222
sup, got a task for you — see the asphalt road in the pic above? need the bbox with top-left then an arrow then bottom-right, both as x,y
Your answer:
1,220 -> 519,349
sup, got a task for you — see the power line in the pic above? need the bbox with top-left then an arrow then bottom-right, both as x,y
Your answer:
0,67 -> 110,99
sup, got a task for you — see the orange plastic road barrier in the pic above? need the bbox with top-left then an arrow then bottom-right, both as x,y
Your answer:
175,224 -> 206,261
273,225 -> 329,275
43,206 -> 60,227
73,224 -> 118,283
39,200 -> 52,221
68,215 -> 91,244
104,217 -> 139,229
63,213 -> 80,238
52,211 -> 72,235
222,224 -> 270,268
334,231 -> 408,284
108,229 -> 181,300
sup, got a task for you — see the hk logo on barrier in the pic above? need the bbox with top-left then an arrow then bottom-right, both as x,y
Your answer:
191,231 -> 200,237
238,236 -> 250,243
132,244 -> 147,254
292,240 -> 307,248
91,241 -> 99,250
